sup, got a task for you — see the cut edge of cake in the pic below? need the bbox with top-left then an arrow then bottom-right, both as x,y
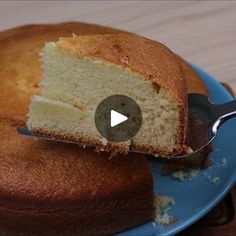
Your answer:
27,33 -> 190,157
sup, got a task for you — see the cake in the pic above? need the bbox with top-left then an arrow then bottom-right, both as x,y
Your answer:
0,22 -> 120,123
0,119 -> 154,236
0,22 -> 210,236
27,33 -> 189,157
176,55 -> 208,95
0,22 -> 206,123
0,22 -> 156,236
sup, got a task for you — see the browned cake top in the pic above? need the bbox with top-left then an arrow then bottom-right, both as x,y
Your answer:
58,33 -> 188,111
176,55 -> 208,95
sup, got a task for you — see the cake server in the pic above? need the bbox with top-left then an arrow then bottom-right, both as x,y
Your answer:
17,93 -> 236,159
177,93 -> 236,158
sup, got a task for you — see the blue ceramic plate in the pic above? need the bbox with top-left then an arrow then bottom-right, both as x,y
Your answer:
116,64 -> 236,236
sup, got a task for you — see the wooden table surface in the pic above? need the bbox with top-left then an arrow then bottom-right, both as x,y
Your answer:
1,1 -> 236,235
0,1 -> 236,89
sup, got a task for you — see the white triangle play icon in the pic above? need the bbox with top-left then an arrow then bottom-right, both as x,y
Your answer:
110,110 -> 128,127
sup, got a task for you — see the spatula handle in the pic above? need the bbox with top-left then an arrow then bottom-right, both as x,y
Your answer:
212,100 -> 236,125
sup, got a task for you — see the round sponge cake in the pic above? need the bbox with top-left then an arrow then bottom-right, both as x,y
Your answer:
0,22 -> 208,236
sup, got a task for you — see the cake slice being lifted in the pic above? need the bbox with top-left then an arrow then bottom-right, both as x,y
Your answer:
27,33 -> 189,157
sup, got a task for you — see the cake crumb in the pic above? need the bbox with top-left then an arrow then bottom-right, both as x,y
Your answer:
212,177 -> 221,185
206,174 -> 221,185
153,194 -> 175,225
220,158 -> 227,168
186,146 -> 193,154
172,169 -> 199,181
172,171 -> 187,181
216,157 -> 227,168
190,169 -> 199,178
101,137 -> 108,146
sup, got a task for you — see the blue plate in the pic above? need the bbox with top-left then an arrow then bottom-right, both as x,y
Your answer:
116,64 -> 236,236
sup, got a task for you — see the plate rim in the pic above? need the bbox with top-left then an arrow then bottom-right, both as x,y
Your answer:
161,63 -> 236,236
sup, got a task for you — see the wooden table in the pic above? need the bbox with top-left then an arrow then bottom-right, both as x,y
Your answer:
0,1 -> 236,235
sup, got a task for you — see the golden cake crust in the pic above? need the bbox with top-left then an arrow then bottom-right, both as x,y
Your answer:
176,55 -> 208,95
57,33 -> 187,107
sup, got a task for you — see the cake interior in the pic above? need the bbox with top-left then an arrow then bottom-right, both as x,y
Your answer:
27,42 -> 182,155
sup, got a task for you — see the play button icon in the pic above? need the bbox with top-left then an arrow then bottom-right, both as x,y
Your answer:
94,95 -> 142,142
110,110 -> 128,127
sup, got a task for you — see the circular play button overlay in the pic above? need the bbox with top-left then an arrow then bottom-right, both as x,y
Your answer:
94,94 -> 142,142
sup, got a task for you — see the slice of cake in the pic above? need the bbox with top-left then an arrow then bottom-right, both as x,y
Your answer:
27,33 -> 189,157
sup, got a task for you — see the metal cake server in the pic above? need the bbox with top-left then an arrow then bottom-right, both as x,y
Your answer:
17,93 -> 236,159
178,93 -> 236,158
